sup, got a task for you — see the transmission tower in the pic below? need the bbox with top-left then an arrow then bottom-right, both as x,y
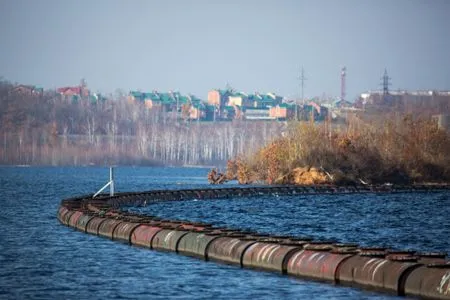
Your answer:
298,67 -> 307,120
380,69 -> 392,104
381,68 -> 391,95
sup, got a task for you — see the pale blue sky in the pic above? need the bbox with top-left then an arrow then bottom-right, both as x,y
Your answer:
1,0 -> 449,100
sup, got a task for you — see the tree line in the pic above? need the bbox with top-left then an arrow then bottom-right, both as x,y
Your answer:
0,80 -> 283,166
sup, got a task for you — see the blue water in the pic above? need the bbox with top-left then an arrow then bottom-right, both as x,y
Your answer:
132,191 -> 450,253
0,166 -> 448,299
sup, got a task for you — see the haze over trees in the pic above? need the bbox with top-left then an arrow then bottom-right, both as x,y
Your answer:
2,78 -> 449,183
0,80 -> 282,166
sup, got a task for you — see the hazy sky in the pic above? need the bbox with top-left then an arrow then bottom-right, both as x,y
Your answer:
1,0 -> 449,100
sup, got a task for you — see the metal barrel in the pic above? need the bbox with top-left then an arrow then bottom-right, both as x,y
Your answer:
98,219 -> 123,239
75,213 -> 95,232
86,217 -> 107,235
287,249 -> 357,282
130,224 -> 163,248
417,252 -> 448,265
358,246 -> 387,253
257,236 -> 293,244
62,210 -> 76,226
57,206 -> 69,223
68,211 -> 84,228
385,250 -> 416,260
151,229 -> 190,252
288,236 -> 314,242
333,243 -> 359,251
206,229 -> 240,236
358,247 -> 387,258
178,223 -> 213,231
112,222 -> 142,244
279,241 -> 309,248
303,242 -> 335,251
157,220 -> 185,229
241,241 -> 302,274
404,263 -> 450,299
57,185 -> 450,299
176,231 -> 223,259
336,254 -> 421,295
207,236 -> 258,267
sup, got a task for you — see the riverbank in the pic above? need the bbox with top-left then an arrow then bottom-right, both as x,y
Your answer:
219,116 -> 450,185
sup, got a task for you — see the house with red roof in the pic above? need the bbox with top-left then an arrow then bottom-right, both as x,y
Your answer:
57,79 -> 89,102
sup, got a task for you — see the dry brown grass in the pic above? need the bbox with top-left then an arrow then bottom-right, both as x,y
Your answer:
226,115 -> 450,185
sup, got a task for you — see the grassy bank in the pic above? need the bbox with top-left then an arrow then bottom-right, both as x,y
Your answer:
223,115 -> 450,185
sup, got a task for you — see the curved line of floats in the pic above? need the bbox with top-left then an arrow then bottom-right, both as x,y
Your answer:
58,185 -> 450,299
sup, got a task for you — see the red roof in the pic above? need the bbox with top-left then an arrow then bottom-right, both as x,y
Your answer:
308,101 -> 321,114
57,86 -> 82,95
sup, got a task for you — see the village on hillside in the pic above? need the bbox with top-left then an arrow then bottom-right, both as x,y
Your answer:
9,76 -> 450,130
2,70 -> 450,168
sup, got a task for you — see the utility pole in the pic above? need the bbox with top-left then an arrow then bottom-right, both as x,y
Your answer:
298,67 -> 307,120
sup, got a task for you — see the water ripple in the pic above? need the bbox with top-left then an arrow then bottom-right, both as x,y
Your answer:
2,166 -> 445,299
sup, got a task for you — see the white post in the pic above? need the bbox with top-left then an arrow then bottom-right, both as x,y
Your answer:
92,166 -> 115,198
110,166 -> 114,196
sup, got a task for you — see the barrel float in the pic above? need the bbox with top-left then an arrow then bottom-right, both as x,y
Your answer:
337,253 -> 386,286
207,236 -> 258,266
177,231 -> 222,259
57,186 -> 450,300
333,243 -> 359,251
287,249 -> 356,282
68,211 -> 84,228
151,229 -> 190,252
75,214 -> 96,232
130,225 -> 163,248
404,263 -> 450,299
112,222 -> 142,244
302,241 -> 336,251
385,250 -> 416,260
210,228 -> 241,235
62,210 -> 75,225
57,206 -> 69,223
337,254 -> 421,294
257,236 -> 295,244
417,252 -> 448,265
357,247 -> 387,259
178,222 -> 213,231
156,220 -> 183,229
86,217 -> 107,235
98,219 -> 123,239
242,241 -> 302,273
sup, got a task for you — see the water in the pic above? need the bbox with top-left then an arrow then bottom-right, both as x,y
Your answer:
0,167 -> 448,299
131,192 -> 450,253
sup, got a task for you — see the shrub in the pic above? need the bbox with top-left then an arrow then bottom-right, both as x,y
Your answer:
225,115 -> 450,185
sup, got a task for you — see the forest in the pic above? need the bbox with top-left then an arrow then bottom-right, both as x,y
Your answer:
2,78 -> 449,185
0,80 -> 283,166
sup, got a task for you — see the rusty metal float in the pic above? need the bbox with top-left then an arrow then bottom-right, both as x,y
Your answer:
57,185 -> 450,299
